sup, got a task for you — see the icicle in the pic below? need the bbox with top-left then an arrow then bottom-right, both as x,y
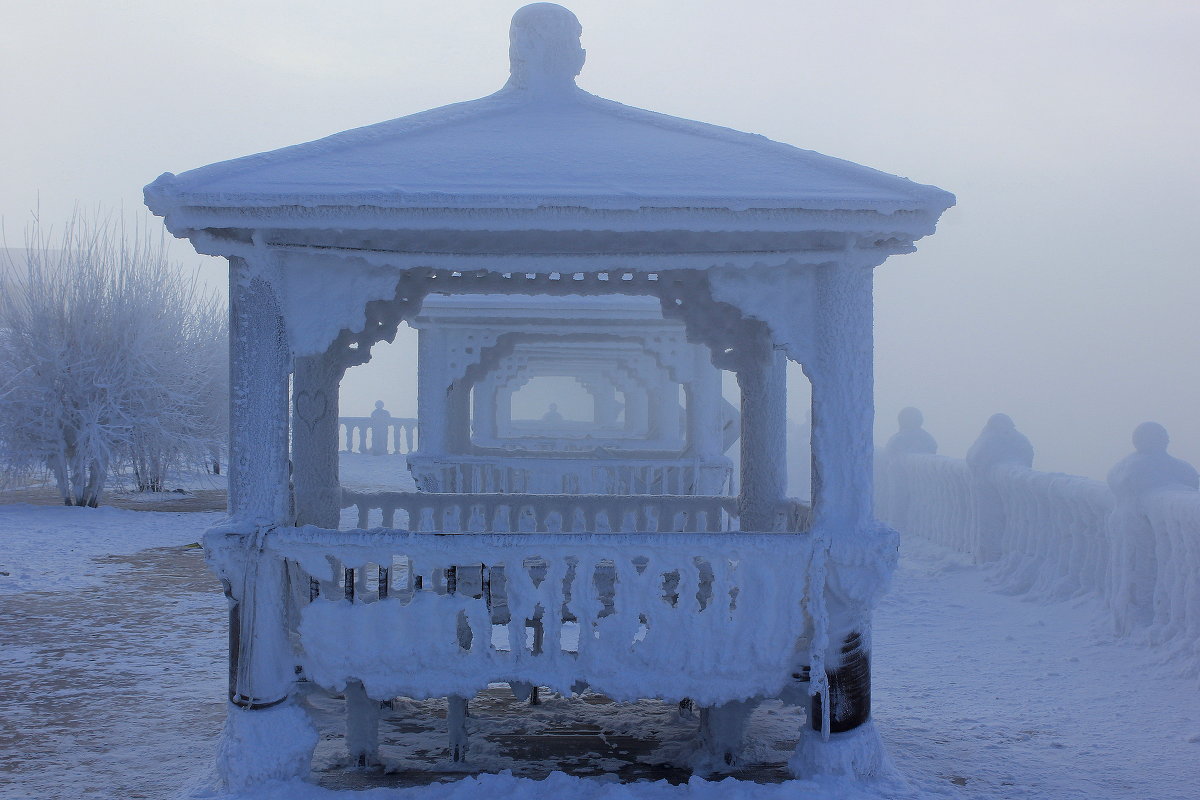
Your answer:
807,530 -> 832,740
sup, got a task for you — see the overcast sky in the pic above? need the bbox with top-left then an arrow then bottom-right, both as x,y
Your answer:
2,0 -> 1197,479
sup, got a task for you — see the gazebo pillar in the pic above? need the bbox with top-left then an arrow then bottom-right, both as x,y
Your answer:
792,259 -> 889,778
686,349 -> 721,461
446,380 -> 473,454
738,341 -> 787,531
220,258 -> 317,787
292,351 -> 344,528
496,381 -> 517,439
416,330 -> 450,458
583,379 -> 620,427
810,262 -> 874,534
473,376 -> 499,442
625,384 -> 649,434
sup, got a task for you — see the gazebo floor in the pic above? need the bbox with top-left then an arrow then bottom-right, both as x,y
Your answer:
307,685 -> 800,789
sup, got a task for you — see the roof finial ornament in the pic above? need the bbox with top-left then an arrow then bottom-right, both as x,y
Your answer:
506,3 -> 585,97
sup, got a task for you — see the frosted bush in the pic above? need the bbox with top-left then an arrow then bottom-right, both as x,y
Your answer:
0,213 -> 227,505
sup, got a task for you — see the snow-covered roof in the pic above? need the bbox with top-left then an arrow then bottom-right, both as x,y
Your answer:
145,4 -> 953,220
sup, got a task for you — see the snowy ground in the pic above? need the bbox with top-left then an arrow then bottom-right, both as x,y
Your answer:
2,462 -> 1198,799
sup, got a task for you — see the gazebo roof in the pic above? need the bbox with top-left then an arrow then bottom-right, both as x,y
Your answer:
145,5 -> 953,220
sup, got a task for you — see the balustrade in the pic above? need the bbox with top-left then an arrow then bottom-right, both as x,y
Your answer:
339,417 -> 418,455
233,526 -> 815,707
877,446 -> 1200,664
407,454 -> 731,495
341,489 -> 811,534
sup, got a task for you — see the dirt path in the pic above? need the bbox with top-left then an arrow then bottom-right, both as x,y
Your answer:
0,545 -> 227,800
0,487 -> 227,513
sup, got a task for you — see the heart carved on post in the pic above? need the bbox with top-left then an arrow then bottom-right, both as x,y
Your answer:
295,389 -> 328,432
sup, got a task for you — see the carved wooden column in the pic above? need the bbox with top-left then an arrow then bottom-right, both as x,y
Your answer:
806,260 -> 876,736
686,345 -> 721,461
809,262 -> 873,531
472,375 -> 500,443
228,261 -> 292,529
416,329 -> 449,457
292,350 -> 344,529
738,331 -> 787,531
219,256 -> 317,787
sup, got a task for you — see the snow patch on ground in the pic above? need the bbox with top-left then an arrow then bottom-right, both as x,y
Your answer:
188,769 -> 924,800
0,503 -> 221,595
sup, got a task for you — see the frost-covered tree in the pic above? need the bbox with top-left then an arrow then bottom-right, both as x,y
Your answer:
0,215 -> 228,505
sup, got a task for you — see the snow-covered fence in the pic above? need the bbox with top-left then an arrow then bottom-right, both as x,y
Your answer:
876,454 -> 972,552
1141,490 -> 1200,666
270,526 -> 814,706
339,417 -> 418,455
341,490 -> 811,534
408,454 -> 731,496
878,447 -> 1200,668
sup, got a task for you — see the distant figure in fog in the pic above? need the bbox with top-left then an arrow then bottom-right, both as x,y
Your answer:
541,402 -> 563,423
885,406 -> 938,456
966,413 -> 1034,563
369,400 -> 392,455
1107,422 -> 1198,634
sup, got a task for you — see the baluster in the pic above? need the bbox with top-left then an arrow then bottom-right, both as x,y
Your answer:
382,505 -> 395,528
448,696 -> 469,762
518,505 -> 537,533
378,564 -> 390,599
357,503 -> 369,530
468,503 -> 486,532
344,566 -> 355,603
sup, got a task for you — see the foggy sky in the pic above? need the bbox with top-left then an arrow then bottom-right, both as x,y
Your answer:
3,0 -> 1197,480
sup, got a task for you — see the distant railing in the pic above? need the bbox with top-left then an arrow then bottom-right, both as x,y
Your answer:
341,489 -> 811,534
407,454 -> 732,496
339,417 -> 418,455
877,449 -> 1200,668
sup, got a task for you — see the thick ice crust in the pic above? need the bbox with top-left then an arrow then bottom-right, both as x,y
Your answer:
789,719 -> 895,781
217,702 -> 318,790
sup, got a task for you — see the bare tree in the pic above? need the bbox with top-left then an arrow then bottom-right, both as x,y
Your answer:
0,213 -> 228,505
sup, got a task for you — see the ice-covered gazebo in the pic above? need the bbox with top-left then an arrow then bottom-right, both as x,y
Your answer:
146,3 -> 952,789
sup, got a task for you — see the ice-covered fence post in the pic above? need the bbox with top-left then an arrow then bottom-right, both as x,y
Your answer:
293,351 -> 344,529
879,407 -> 938,532
737,331 -> 787,532
1106,422 -> 1199,635
965,413 -> 1034,563
219,259 -> 317,789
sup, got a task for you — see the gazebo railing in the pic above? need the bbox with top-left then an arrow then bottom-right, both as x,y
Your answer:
255,526 -> 815,707
340,490 -> 812,534
407,454 -> 732,495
